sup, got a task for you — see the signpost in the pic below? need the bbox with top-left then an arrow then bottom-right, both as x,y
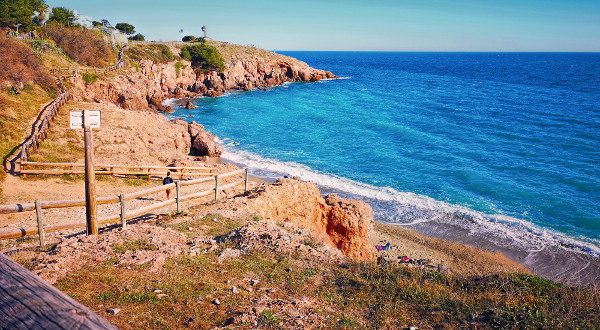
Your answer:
70,110 -> 101,235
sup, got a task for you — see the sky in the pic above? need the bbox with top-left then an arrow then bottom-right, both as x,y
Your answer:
47,0 -> 600,51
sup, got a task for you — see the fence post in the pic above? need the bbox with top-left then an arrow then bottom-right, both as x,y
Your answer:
119,194 -> 126,229
214,175 -> 219,201
244,168 -> 249,192
176,181 -> 181,213
35,200 -> 44,248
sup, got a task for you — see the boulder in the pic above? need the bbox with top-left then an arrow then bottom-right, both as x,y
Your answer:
188,121 -> 223,157
184,100 -> 197,109
246,178 -> 376,261
324,194 -> 375,261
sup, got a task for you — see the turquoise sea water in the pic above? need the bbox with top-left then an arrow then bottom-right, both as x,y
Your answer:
169,52 -> 600,255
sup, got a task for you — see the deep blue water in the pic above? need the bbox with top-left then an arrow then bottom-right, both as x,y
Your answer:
169,52 -> 600,250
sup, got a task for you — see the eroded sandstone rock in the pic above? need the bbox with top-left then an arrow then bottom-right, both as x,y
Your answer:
246,178 -> 376,261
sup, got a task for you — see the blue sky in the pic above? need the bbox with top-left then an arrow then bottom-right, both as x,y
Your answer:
47,0 -> 600,51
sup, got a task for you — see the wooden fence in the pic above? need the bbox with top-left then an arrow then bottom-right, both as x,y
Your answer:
0,168 -> 249,246
4,91 -> 71,175
0,253 -> 117,329
19,161 -> 218,179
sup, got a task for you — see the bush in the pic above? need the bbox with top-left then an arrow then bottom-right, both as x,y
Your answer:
49,7 -> 76,26
0,34 -> 55,91
128,33 -> 145,41
115,22 -> 135,35
81,72 -> 98,85
0,0 -> 46,31
182,35 -> 204,43
180,43 -> 225,72
44,22 -> 116,67
126,44 -> 174,64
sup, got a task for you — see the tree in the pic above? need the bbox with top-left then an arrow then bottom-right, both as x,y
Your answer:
128,33 -> 145,41
0,0 -> 47,31
91,20 -> 102,27
49,6 -> 76,26
180,42 -> 225,72
182,35 -> 197,42
115,22 -> 135,35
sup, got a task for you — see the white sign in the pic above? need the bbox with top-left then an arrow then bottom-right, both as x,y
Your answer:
70,110 -> 101,129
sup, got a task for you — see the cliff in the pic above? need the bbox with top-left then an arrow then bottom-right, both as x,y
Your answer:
71,41 -> 335,111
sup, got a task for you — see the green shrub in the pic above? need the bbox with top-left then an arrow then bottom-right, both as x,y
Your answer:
81,72 -> 98,84
258,309 -> 278,326
0,0 -> 47,31
180,42 -> 225,72
174,61 -> 184,77
128,33 -> 145,41
49,7 -> 76,26
115,22 -> 135,35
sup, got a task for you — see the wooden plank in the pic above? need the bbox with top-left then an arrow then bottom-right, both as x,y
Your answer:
123,182 -> 175,201
21,162 -> 216,171
83,122 -> 98,235
219,180 -> 244,191
179,176 -> 215,187
218,169 -> 245,179
0,253 -> 117,329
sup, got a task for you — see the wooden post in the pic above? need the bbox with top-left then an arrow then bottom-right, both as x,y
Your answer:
83,110 -> 98,235
175,181 -> 181,213
119,193 -> 126,229
244,168 -> 249,192
214,175 -> 219,201
35,200 -> 44,248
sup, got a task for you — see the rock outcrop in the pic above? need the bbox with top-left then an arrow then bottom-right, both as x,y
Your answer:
246,178 -> 376,261
70,42 -> 335,112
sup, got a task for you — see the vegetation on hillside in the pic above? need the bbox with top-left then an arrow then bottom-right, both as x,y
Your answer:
47,213 -> 600,329
182,35 -> 204,43
48,7 -> 76,26
115,22 -> 135,35
43,22 -> 117,67
0,0 -> 47,31
125,44 -> 175,64
0,34 -> 55,91
128,33 -> 145,41
180,42 -> 225,72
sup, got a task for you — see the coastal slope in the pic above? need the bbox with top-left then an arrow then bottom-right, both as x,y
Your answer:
71,41 -> 335,111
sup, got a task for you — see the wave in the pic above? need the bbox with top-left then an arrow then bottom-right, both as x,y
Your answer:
222,145 -> 600,258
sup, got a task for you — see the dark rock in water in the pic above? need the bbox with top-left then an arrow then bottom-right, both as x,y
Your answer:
184,100 -> 197,109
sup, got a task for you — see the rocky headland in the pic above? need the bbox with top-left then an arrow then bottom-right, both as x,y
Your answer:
70,41 -> 335,112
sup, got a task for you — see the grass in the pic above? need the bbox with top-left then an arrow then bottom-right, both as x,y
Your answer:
174,61 -> 185,77
81,72 -> 99,85
0,85 -> 54,200
112,239 -> 158,254
49,230 -> 600,329
126,44 -> 176,64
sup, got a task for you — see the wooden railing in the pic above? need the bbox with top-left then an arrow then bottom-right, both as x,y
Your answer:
0,168 -> 249,245
2,91 -> 71,175
20,161 -> 218,179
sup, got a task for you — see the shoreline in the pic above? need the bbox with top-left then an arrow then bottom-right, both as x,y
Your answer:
207,141 -> 600,285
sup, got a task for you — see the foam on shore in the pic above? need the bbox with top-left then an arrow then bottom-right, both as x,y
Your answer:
222,144 -> 600,284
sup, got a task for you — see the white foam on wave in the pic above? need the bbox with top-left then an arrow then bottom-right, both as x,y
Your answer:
222,145 -> 600,257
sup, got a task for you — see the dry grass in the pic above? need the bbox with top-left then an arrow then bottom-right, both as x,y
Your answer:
44,23 -> 117,68
0,85 -> 53,200
44,215 -> 600,329
125,44 -> 175,64
0,35 -> 56,92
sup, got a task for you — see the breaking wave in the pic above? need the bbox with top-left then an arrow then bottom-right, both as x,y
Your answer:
222,144 -> 600,258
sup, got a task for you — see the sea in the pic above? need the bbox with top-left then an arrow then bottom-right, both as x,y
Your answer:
167,52 -> 600,284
